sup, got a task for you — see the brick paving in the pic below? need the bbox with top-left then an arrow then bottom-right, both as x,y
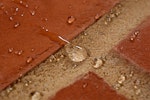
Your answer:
0,0 -> 119,90
115,17 -> 150,72
0,0 -> 150,100
50,72 -> 127,100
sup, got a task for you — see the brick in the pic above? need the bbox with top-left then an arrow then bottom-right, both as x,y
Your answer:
115,17 -> 150,72
0,0 -> 120,91
50,72 -> 127,100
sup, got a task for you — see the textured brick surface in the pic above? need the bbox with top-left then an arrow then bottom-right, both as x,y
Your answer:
50,72 -> 127,100
0,0 -> 119,90
115,17 -> 150,72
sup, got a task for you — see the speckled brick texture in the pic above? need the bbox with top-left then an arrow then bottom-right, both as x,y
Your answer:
115,17 -> 150,72
50,72 -> 127,100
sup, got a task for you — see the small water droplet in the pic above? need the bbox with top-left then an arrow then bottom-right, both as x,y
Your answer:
41,18 -> 48,21
14,22 -> 20,28
4,10 -> 8,15
20,1 -> 23,4
118,75 -> 126,84
65,44 -> 88,62
21,13 -> 24,17
26,57 -> 33,64
135,89 -> 141,95
45,29 -> 49,32
9,16 -> 13,21
8,48 -> 14,53
94,14 -> 100,20
18,50 -> 23,55
25,4 -> 29,8
30,10 -> 36,16
93,58 -> 104,69
31,91 -> 42,100
31,48 -> 35,52
134,30 -> 140,36
82,83 -> 88,88
67,16 -> 75,24
15,7 -> 19,12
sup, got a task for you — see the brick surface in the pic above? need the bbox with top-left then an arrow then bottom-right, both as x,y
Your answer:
115,17 -> 150,72
50,72 -> 127,100
0,0 -> 119,91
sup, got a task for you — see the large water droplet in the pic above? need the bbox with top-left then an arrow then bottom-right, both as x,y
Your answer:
65,44 -> 88,62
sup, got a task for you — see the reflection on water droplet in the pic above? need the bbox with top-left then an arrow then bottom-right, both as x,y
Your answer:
67,16 -> 75,24
14,22 -> 20,28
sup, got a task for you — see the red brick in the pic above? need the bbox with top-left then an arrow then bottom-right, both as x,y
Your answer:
0,0 -> 120,91
50,72 -> 127,100
115,17 -> 150,72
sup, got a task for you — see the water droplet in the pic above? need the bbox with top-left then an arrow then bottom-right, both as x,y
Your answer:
4,10 -> 8,15
8,48 -> 14,53
82,83 -> 88,88
45,29 -> 49,32
18,50 -> 23,55
31,92 -> 42,100
65,44 -> 88,62
15,50 -> 23,56
6,87 -> 13,93
25,4 -> 29,8
21,13 -> 24,17
135,89 -> 141,95
14,22 -> 20,28
93,58 -> 104,69
94,14 -> 100,20
134,30 -> 140,36
31,48 -> 35,52
67,16 -> 75,24
15,7 -> 19,12
118,75 -> 126,84
114,83 -> 121,90
41,18 -> 48,21
25,83 -> 29,86
0,3 -> 4,10
30,10 -> 36,16
26,57 -> 33,64
9,16 -> 13,21
20,1 -> 23,4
